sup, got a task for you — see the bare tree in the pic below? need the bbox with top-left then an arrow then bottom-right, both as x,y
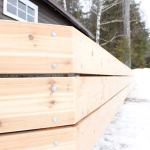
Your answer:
63,0 -> 67,11
122,0 -> 131,68
85,0 -> 122,44
96,0 -> 103,44
82,0 -> 132,53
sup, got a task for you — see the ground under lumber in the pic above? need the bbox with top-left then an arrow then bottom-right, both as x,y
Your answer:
93,68 -> 150,150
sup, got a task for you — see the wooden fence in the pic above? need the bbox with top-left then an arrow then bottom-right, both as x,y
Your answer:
0,20 -> 134,150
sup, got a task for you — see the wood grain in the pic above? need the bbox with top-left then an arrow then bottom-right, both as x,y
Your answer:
0,77 -> 75,133
0,82 -> 134,150
73,28 -> 133,75
0,20 -> 74,74
0,20 -> 133,75
0,76 -> 134,133
0,127 -> 75,150
75,81 -> 135,150
74,76 -> 134,122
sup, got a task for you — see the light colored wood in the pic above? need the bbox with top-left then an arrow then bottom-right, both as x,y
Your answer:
74,76 -> 134,122
0,82 -> 134,150
0,20 -> 133,75
75,81 -> 135,150
0,76 -> 134,133
0,20 -> 74,74
0,77 -> 75,133
73,28 -> 133,75
0,127 -> 76,150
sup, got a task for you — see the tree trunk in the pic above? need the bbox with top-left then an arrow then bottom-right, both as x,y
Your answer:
122,0 -> 131,68
63,0 -> 67,11
96,0 -> 103,44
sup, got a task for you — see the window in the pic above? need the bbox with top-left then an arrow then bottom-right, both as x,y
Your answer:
3,0 -> 38,23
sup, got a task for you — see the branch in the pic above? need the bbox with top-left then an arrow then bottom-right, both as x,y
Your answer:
100,34 -> 123,46
130,20 -> 137,22
101,26 -> 109,31
101,19 -> 138,26
90,6 -> 97,15
88,0 -> 121,15
102,0 -> 120,13
101,20 -> 123,25
83,0 -> 97,15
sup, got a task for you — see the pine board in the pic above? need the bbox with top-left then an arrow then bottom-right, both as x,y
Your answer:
0,20 -> 133,75
0,82 -> 135,150
0,76 -> 134,133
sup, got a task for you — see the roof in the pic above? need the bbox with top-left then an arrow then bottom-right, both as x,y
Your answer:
43,0 -> 95,39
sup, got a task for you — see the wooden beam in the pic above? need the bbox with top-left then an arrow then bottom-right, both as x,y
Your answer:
0,20 -> 133,75
0,82 -> 135,150
73,29 -> 133,75
75,81 -> 135,150
0,77 -> 75,133
74,76 -> 134,122
0,20 -> 74,74
0,76 -> 134,133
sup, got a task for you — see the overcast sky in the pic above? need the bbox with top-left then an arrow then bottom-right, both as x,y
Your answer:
134,0 -> 150,29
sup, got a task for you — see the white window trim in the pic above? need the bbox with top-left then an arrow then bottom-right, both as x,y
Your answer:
3,0 -> 38,23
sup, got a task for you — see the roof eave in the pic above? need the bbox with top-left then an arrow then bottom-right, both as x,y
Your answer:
43,0 -> 95,39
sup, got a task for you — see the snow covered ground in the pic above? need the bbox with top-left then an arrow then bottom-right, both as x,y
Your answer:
93,68 -> 150,150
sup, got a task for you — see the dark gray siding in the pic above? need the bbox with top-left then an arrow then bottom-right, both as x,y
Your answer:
0,0 -> 14,20
0,0 -> 72,26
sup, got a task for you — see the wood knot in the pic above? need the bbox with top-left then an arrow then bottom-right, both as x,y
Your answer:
92,51 -> 93,57
49,100 -> 56,108
50,100 -> 55,105
67,84 -> 69,90
28,35 -> 33,40
67,61 -> 70,65
47,80 -> 55,90
51,80 -> 54,84
50,80 -> 55,86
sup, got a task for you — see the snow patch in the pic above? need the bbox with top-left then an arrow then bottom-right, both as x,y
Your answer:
93,68 -> 150,150
127,68 -> 150,100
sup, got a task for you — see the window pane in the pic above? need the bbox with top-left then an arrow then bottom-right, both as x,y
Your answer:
27,15 -> 34,22
18,9 -> 26,20
18,0 -> 26,12
27,6 -> 34,16
7,3 -> 16,15
8,0 -> 17,6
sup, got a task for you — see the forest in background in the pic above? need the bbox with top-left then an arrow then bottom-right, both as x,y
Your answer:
55,0 -> 150,69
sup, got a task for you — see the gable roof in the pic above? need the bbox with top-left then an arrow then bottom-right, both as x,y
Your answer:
44,0 -> 95,39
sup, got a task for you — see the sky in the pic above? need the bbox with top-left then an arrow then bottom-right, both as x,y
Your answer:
134,0 -> 150,29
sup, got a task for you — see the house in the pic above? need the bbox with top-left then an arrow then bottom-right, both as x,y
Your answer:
0,0 -> 95,39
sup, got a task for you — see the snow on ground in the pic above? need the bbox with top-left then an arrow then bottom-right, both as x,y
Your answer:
93,68 -> 150,150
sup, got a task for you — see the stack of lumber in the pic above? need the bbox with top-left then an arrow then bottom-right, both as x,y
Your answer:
0,20 -> 134,150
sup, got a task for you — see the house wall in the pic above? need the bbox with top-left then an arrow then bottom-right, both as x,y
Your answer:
0,0 -> 73,26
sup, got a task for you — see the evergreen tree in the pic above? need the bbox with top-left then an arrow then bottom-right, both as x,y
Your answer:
56,0 -> 150,68
56,0 -> 84,23
97,0 -> 150,68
